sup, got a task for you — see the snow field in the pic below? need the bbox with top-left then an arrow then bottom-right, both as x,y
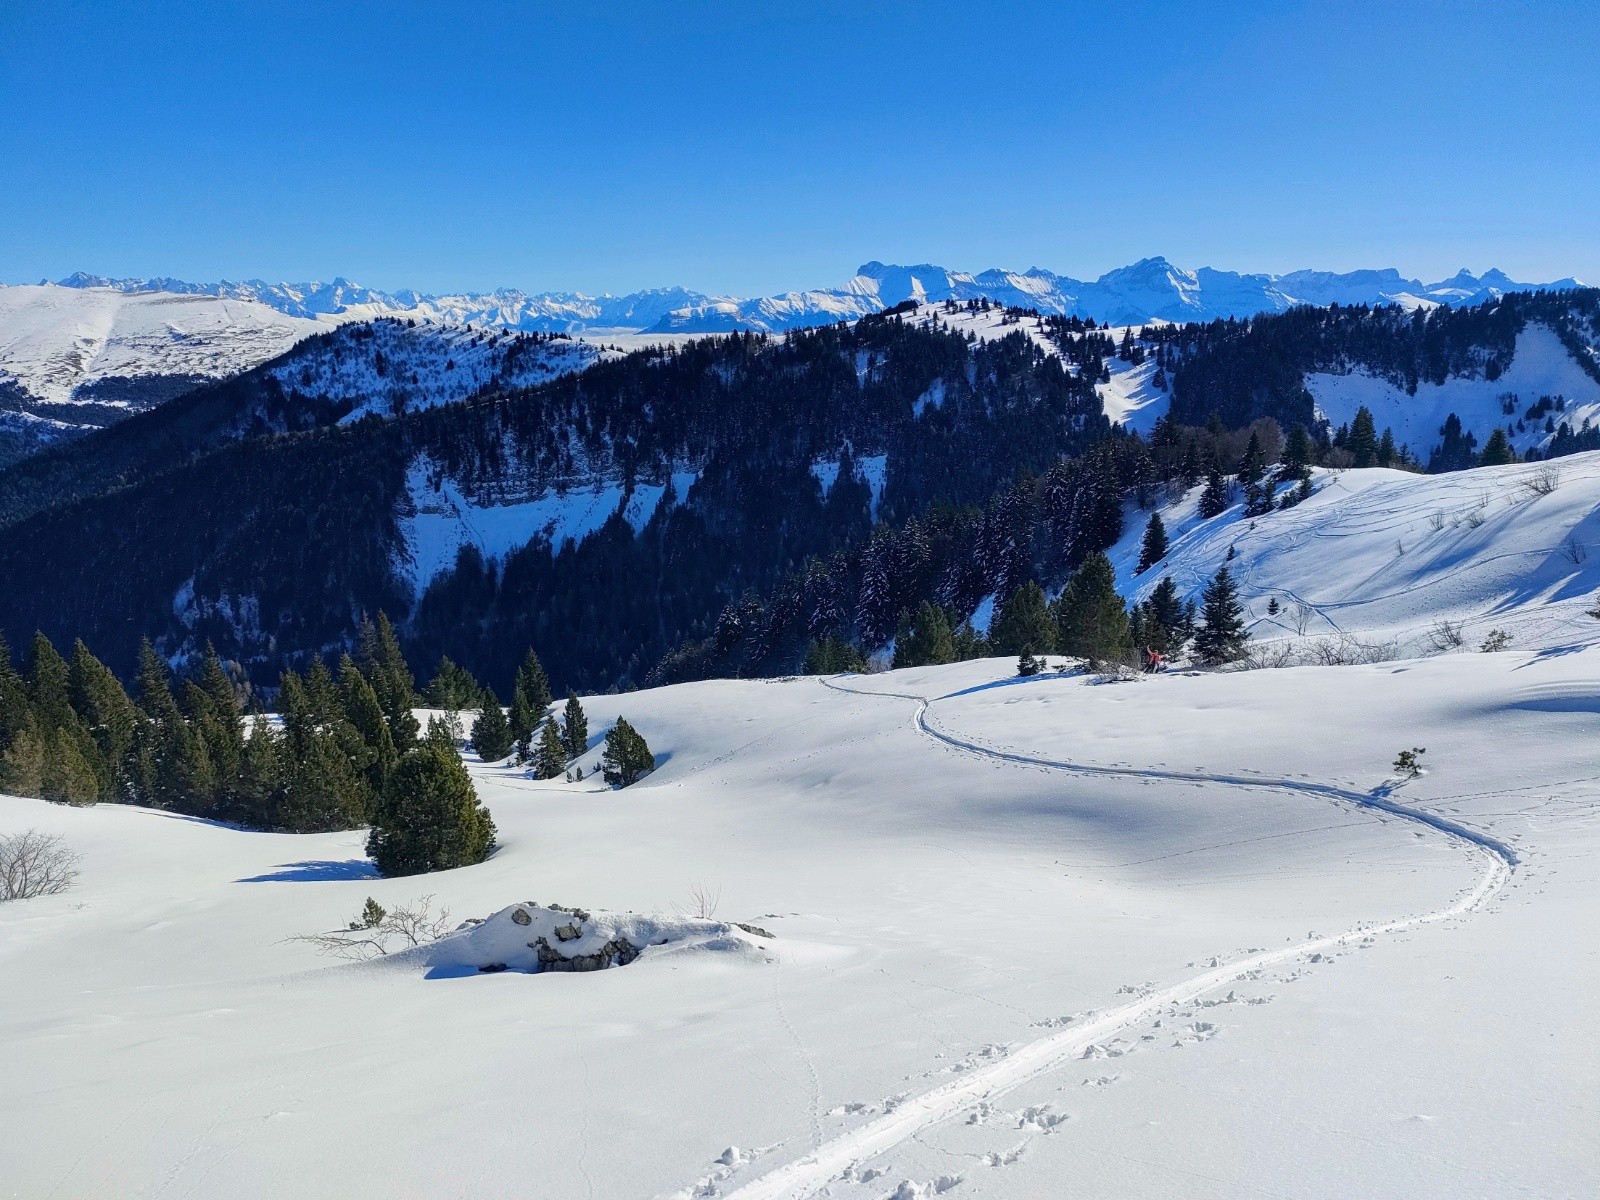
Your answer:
3,642 -> 1595,1197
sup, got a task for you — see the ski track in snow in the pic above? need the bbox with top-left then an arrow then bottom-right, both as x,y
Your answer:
711,676 -> 1517,1200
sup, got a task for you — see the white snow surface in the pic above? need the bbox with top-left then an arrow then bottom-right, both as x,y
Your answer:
1114,451 -> 1600,656
0,283 -> 324,406
2,645 -> 1595,1198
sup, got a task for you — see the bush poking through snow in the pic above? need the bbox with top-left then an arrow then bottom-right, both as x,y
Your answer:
1479,628 -> 1512,653
599,717 -> 655,787
0,829 -> 80,901
1393,748 -> 1426,779
287,895 -> 453,960
1427,619 -> 1466,652
366,727 -> 497,876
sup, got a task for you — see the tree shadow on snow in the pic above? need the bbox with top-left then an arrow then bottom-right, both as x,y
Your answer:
236,859 -> 379,883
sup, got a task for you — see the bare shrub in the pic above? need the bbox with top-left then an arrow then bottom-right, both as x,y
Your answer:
1240,642 -> 1295,670
1426,510 -> 1446,532
1527,466 -> 1561,496
681,882 -> 722,920
0,830 -> 81,901
1304,633 -> 1398,666
286,895 -> 452,960
1290,600 -> 1316,636
1426,619 -> 1466,652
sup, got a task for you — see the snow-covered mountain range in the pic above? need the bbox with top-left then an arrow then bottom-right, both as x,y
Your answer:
49,257 -> 1582,336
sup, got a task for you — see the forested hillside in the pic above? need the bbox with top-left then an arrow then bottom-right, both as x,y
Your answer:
0,314 -> 1110,694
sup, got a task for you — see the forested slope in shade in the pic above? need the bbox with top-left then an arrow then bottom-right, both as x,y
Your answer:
1162,287 -> 1600,450
0,316 -> 1112,693
0,318 -> 599,528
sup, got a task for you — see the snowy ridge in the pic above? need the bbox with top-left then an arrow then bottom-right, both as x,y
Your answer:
1113,452 -> 1600,655
269,319 -> 606,423
50,259 -> 1583,337
0,283 -> 324,408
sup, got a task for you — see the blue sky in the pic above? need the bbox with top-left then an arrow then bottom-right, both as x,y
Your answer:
2,1 -> 1596,295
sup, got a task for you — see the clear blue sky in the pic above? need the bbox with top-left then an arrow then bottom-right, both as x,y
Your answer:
3,1 -> 1596,296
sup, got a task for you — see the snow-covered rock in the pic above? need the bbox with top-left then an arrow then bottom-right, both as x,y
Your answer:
403,902 -> 771,977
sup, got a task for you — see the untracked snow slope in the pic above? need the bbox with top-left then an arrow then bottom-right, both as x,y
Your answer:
2,649 -> 1596,1198
0,283 -> 324,409
1114,452 -> 1600,655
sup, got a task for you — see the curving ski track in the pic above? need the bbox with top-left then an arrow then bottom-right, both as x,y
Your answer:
714,676 -> 1516,1200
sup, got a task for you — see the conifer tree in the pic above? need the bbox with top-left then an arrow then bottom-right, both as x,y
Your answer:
1349,406 -> 1379,468
471,697 -> 513,762
803,637 -> 868,674
41,726 -> 99,805
425,656 -> 485,713
68,639 -> 140,803
1194,565 -> 1249,665
279,727 -> 369,833
1279,424 -> 1313,483
989,582 -> 1056,656
508,691 -> 536,763
1135,512 -> 1168,573
0,632 -> 29,754
1236,431 -> 1266,485
364,612 -> 419,749
367,738 -> 496,876
513,650 -> 552,728
534,717 -> 566,779
1479,428 -> 1515,466
1053,552 -> 1133,667
339,657 -> 397,800
950,622 -> 989,661
234,718 -> 287,828
1198,467 -> 1229,519
27,633 -> 80,742
561,691 -> 589,761
1144,576 -> 1187,653
187,644 -> 244,804
893,602 -> 956,669
600,717 -> 655,787
0,721 -> 45,797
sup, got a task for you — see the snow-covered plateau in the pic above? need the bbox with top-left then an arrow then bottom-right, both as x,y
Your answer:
4,452 -> 1599,1196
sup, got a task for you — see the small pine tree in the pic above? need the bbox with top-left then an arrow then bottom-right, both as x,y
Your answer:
1198,467 -> 1229,519
513,650 -> 553,725
470,698 -> 513,762
367,740 -> 497,877
1236,431 -> 1265,486
804,637 -> 869,674
508,691 -> 536,763
534,718 -> 566,779
1194,565 -> 1249,665
561,691 -> 589,761
1479,428 -> 1515,467
1135,512 -> 1168,574
1016,650 -> 1042,677
1350,406 -> 1379,468
600,717 -> 656,787
1278,424 -> 1313,483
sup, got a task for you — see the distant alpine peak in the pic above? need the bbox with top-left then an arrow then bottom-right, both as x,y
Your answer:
41,257 -> 1585,337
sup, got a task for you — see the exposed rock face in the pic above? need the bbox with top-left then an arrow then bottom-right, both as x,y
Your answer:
529,933 -> 642,973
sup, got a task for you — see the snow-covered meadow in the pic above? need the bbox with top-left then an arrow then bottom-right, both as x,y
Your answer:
2,633 -> 1596,1197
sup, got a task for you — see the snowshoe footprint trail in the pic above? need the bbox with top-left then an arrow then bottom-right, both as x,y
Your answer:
712,677 -> 1515,1200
